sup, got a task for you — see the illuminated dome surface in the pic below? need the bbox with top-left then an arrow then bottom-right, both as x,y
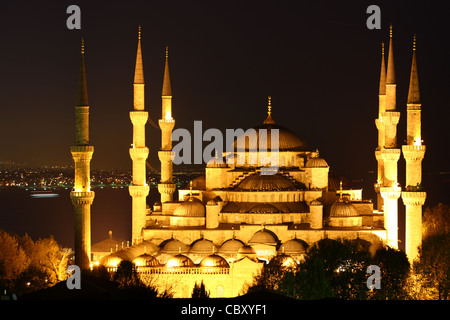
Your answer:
190,238 -> 217,255
173,196 -> 205,217
233,122 -> 308,152
249,202 -> 280,213
278,239 -> 306,255
165,254 -> 195,268
305,157 -> 328,168
199,254 -> 230,268
132,253 -> 160,267
248,229 -> 278,245
219,238 -> 245,254
269,253 -> 298,268
236,174 -> 296,191
237,245 -> 256,255
160,238 -> 189,254
330,199 -> 358,217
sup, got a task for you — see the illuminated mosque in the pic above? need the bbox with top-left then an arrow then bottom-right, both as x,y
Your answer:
72,25 -> 426,298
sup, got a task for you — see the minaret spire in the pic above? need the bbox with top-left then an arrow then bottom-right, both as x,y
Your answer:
379,42 -> 386,96
129,25 -> 150,243
386,24 -> 395,85
407,35 -> 420,105
71,38 -> 95,270
162,46 -> 172,97
158,46 -> 176,203
76,38 -> 89,109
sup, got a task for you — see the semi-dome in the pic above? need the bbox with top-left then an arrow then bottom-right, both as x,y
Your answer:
220,238 -> 245,253
132,253 -> 160,267
190,238 -> 217,254
199,254 -> 230,268
165,254 -> 195,268
173,196 -> 205,217
330,199 -> 358,217
236,174 -> 296,191
160,238 -> 189,254
278,239 -> 306,255
249,202 -> 280,213
305,157 -> 328,168
248,229 -> 278,245
237,245 -> 256,255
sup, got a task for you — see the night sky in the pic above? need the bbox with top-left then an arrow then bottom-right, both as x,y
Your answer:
0,0 -> 449,180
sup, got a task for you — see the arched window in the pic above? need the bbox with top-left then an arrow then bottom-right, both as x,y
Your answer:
217,285 -> 224,297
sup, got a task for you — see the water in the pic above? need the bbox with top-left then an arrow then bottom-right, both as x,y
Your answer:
0,187 -> 160,248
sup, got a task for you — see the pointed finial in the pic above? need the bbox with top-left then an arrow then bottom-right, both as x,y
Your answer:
138,25 -> 141,40
389,24 -> 393,38
189,180 -> 193,197
339,180 -> 343,200
165,46 -> 169,59
81,38 -> 85,54
267,96 -> 272,116
382,42 -> 384,55
413,34 -> 416,51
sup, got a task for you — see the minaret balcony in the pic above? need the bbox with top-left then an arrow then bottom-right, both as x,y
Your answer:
379,148 -> 401,162
380,111 -> 400,125
402,145 -> 426,162
129,185 -> 150,197
129,147 -> 149,161
158,150 -> 174,162
70,191 -> 95,205
380,186 -> 401,199
129,111 -> 149,125
401,191 -> 426,206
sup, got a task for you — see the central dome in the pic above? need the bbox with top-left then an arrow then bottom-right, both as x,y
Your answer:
233,123 -> 308,152
235,174 -> 296,191
330,199 -> 358,217
173,196 -> 205,217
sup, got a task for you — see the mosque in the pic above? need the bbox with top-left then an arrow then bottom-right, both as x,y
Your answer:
72,25 -> 426,298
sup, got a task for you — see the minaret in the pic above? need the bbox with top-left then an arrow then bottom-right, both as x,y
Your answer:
158,46 -> 176,203
379,25 -> 401,249
129,26 -> 150,243
374,42 -> 386,211
70,38 -> 95,270
401,35 -> 426,262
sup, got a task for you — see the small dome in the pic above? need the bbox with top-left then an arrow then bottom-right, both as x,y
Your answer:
278,239 -> 306,255
236,174 -> 296,191
190,175 -> 206,190
165,254 -> 195,268
206,156 -> 228,168
330,199 -> 358,217
221,202 -> 241,213
207,199 -> 217,206
173,197 -> 205,217
190,238 -> 217,255
310,199 -> 323,206
100,253 -> 123,268
237,245 -> 256,255
248,229 -> 278,245
269,254 -> 298,268
250,203 -> 279,213
132,253 -> 160,267
160,238 -> 189,254
199,254 -> 230,268
220,238 -> 245,254
305,157 -> 328,168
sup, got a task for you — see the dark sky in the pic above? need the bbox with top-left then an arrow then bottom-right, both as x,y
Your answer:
0,0 -> 448,179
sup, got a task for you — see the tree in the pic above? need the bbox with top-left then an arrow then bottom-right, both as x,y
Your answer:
423,203 -> 450,238
192,281 -> 210,298
412,233 -> 450,300
0,230 -> 29,291
370,247 -> 410,300
112,260 -> 159,299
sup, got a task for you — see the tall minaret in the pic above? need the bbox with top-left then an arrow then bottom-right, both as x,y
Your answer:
401,35 -> 426,262
70,38 -> 95,270
158,46 -> 176,203
374,42 -> 386,212
379,25 -> 401,249
129,26 -> 150,243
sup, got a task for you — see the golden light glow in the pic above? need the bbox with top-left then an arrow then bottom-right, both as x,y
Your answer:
166,259 -> 180,268
165,111 -> 172,121
414,137 -> 421,146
